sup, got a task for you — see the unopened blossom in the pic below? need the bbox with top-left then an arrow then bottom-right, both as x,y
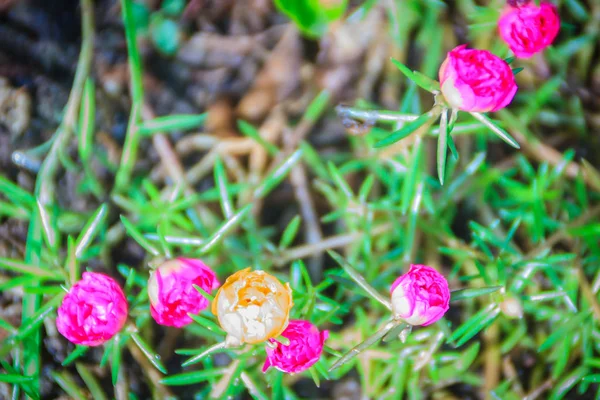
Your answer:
148,258 -> 219,328
56,272 -> 128,346
263,320 -> 328,374
499,1 -> 560,59
439,45 -> 517,112
500,295 -> 523,319
212,268 -> 292,346
390,265 -> 450,326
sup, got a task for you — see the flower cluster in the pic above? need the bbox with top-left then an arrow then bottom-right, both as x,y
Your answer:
56,261 -> 329,375
437,1 -> 559,113
49,0 -> 557,386
56,258 -> 450,376
57,0 -> 553,359
211,268 -> 328,374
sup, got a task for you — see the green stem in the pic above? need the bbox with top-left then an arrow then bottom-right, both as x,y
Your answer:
21,0 -> 94,390
182,342 -> 228,367
328,250 -> 392,311
336,105 -> 419,124
329,320 -> 401,371
120,0 -> 144,105
36,0 -> 95,205
114,0 -> 145,192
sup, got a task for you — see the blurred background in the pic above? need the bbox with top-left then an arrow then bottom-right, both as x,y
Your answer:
1,0 -> 600,399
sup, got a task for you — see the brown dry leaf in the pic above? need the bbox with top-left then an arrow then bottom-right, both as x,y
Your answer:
0,77 -> 31,140
178,33 -> 255,68
249,107 -> 286,174
237,26 -> 302,121
205,97 -> 235,137
316,7 -> 385,95
183,0 -> 235,22
178,27 -> 284,69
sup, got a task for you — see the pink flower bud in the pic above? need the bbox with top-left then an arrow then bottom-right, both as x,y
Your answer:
390,265 -> 450,326
499,1 -> 560,59
56,272 -> 128,346
262,320 -> 328,374
439,45 -> 517,112
148,258 -> 219,328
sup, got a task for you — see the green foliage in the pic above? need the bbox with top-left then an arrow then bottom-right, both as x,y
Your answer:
274,0 -> 348,37
139,113 -> 207,135
150,13 -> 181,56
161,0 -> 186,17
390,58 -> 440,93
130,1 -> 150,31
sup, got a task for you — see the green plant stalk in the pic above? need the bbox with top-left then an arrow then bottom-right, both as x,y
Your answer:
114,103 -> 141,192
182,342 -> 227,367
403,181 -> 423,263
329,320 -> 401,371
469,112 -> 520,149
35,0 -> 94,206
18,216 -> 41,398
373,106 -> 441,147
21,0 -> 94,390
114,0 -> 145,192
121,0 -> 143,105
437,108 -> 449,185
336,105 -> 419,124
75,363 -> 107,400
328,250 -> 392,310
51,371 -> 87,400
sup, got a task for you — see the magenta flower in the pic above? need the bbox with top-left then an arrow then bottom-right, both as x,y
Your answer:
390,265 -> 450,326
262,320 -> 328,374
439,45 -> 517,113
56,272 -> 128,346
499,1 -> 560,59
148,258 -> 219,328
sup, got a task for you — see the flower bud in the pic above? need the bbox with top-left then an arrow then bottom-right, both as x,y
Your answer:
390,265 -> 450,326
499,1 -> 560,59
56,272 -> 128,346
148,258 -> 219,328
439,45 -> 517,112
262,320 -> 328,374
500,295 -> 523,319
212,268 -> 292,346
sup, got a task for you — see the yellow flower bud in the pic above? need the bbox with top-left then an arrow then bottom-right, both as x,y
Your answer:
212,268 -> 293,346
